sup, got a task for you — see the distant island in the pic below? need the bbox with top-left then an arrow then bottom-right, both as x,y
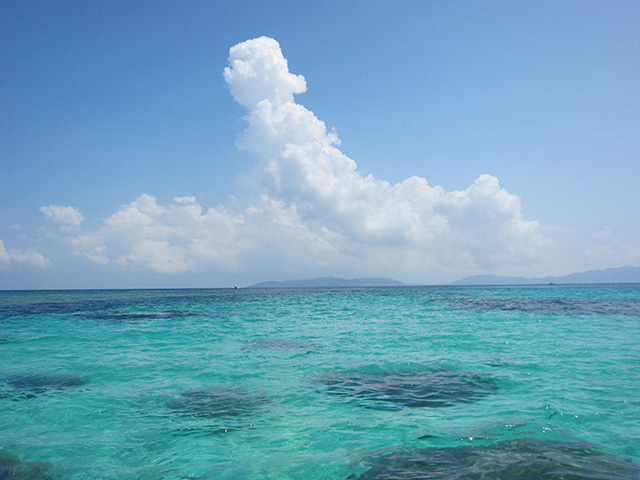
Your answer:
451,266 -> 640,286
246,266 -> 640,289
248,277 -> 405,288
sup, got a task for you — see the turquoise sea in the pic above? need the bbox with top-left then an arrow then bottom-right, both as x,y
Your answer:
1,285 -> 639,479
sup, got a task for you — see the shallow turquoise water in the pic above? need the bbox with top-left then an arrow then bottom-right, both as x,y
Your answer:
1,285 -> 639,479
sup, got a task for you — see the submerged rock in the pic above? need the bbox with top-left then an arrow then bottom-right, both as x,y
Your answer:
351,438 -> 639,480
167,387 -> 270,419
243,338 -> 318,361
0,373 -> 88,399
245,338 -> 314,350
442,296 -> 640,317
0,450 -> 54,480
319,366 -> 497,410
80,309 -> 215,322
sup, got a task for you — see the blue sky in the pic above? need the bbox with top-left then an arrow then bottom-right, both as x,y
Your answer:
1,0 -> 638,289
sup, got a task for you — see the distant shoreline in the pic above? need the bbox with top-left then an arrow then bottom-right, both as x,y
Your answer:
1,283 -> 640,293
450,266 -> 640,286
1,266 -> 639,291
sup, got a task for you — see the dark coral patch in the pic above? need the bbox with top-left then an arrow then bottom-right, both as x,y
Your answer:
319,366 -> 497,410
0,373 -> 88,399
442,296 -> 640,317
167,387 -> 269,419
0,450 -> 54,480
79,309 -> 222,322
245,338 -> 313,350
352,438 -> 639,480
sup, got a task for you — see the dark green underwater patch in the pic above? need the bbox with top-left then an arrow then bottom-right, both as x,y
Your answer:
167,386 -> 270,419
0,373 -> 88,400
0,451 -> 54,480
351,438 -> 639,480
319,366 -> 498,410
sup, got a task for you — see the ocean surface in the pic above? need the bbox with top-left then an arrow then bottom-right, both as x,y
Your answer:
1,284 -> 639,479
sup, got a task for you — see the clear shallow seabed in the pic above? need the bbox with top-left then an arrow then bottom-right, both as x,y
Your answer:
0,285 -> 639,479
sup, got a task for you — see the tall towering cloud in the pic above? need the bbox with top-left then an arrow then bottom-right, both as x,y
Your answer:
221,37 -> 549,272
224,36 -> 307,109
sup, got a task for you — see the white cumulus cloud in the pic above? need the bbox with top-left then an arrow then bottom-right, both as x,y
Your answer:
224,36 -> 307,109
0,239 -> 51,269
51,36 -> 552,281
70,194 -> 253,273
222,37 -> 550,272
40,205 -> 83,228
0,240 -> 9,267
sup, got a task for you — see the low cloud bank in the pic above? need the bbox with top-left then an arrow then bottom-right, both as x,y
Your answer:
0,240 -> 50,269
